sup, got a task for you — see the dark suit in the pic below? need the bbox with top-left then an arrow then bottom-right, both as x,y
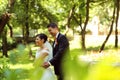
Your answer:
50,33 -> 70,80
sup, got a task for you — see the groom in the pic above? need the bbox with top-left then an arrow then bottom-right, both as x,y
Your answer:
43,23 -> 70,80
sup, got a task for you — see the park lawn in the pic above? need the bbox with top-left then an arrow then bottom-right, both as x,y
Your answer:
1,35 -> 120,80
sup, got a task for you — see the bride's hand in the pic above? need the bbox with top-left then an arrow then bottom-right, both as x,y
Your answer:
42,62 -> 50,69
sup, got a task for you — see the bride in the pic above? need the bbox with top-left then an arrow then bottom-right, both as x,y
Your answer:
34,33 -> 55,80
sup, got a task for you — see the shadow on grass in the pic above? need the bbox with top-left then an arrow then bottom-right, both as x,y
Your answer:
70,45 -> 120,57
87,45 -> 120,52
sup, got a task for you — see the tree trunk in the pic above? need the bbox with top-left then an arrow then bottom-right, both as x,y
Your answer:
73,14 -> 82,30
81,0 -> 90,50
0,13 -> 11,34
7,23 -> 13,37
24,0 -> 33,58
24,20 -> 29,44
81,31 -> 86,50
2,29 -> 8,57
99,4 -> 116,52
115,0 -> 119,48
0,0 -> 15,57
23,0 -> 29,44
0,13 -> 10,57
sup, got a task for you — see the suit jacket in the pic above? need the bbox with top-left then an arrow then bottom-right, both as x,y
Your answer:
49,33 -> 70,75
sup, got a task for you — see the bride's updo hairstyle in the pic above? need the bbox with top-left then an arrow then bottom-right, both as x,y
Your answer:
36,33 -> 48,43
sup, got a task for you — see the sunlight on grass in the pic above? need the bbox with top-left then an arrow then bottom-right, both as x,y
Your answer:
9,63 -> 33,70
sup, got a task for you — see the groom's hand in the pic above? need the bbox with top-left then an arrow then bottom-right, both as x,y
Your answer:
42,62 -> 50,69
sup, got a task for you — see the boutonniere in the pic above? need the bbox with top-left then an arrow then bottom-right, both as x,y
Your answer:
55,39 -> 58,45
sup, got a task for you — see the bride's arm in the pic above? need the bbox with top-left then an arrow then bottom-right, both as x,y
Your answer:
34,51 -> 48,67
39,52 -> 48,60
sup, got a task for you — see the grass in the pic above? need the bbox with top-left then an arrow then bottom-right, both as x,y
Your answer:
70,35 -> 120,54
1,34 -> 120,80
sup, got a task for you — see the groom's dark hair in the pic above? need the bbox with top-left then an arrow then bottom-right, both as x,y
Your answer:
36,33 -> 47,43
47,22 -> 58,28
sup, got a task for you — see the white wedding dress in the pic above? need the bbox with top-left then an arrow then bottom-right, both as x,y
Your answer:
35,41 -> 55,80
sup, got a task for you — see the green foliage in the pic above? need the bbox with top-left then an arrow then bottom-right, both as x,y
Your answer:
4,69 -> 23,80
11,0 -> 58,30
70,58 -> 89,80
0,58 -> 9,80
0,44 -> 33,80
0,0 -> 8,16
9,44 -> 29,64
85,54 -> 120,80
63,49 -> 120,80
29,66 -> 44,80
90,0 -> 114,25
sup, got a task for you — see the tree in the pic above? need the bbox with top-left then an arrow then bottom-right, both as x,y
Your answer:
99,0 -> 120,52
9,0 -> 58,57
1,28 -> 8,57
69,0 -> 90,50
24,0 -> 30,44
0,13 -> 11,34
81,0 -> 90,50
0,0 -> 15,57
99,1 -> 116,52
65,4 -> 76,35
115,0 -> 119,48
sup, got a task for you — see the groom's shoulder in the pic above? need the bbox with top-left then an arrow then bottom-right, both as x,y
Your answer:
59,33 -> 66,37
59,33 -> 68,41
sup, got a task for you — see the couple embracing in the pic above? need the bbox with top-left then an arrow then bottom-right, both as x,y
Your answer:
34,23 -> 70,80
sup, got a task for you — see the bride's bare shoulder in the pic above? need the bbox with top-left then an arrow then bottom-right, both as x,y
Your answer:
44,47 -> 49,51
